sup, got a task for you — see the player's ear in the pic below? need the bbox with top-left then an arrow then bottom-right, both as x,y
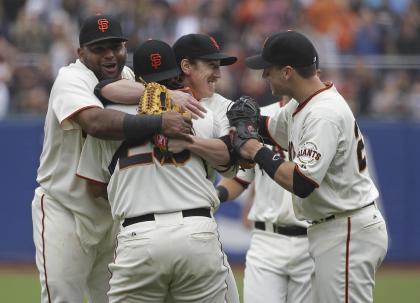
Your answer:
77,47 -> 84,60
180,58 -> 192,75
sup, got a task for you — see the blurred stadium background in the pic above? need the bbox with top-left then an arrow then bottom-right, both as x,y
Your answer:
1,0 -> 420,301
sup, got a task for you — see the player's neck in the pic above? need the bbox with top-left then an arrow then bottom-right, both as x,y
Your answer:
293,77 -> 326,104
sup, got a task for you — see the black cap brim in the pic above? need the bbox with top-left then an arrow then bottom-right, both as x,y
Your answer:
141,67 -> 180,83
83,36 -> 128,46
245,54 -> 272,70
197,53 -> 237,66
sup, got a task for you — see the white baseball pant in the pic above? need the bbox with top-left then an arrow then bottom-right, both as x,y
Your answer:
307,203 -> 388,303
244,229 -> 313,303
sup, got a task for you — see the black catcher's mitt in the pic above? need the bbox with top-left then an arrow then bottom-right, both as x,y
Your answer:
226,96 -> 261,169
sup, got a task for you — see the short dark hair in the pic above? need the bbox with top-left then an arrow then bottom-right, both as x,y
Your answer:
294,63 -> 317,78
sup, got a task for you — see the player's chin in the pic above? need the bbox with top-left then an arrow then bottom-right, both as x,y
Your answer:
101,66 -> 120,79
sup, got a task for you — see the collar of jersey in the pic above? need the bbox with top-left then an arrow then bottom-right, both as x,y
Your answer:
292,82 -> 333,117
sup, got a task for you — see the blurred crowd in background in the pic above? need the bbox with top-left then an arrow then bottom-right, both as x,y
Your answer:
1,0 -> 420,120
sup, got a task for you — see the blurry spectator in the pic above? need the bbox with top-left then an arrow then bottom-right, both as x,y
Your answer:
370,71 -> 410,117
48,10 -> 78,76
15,86 -> 49,116
173,0 -> 201,38
0,55 -> 12,119
10,10 -> 49,53
352,7 -> 382,54
0,0 -> 420,120
407,77 -> 420,119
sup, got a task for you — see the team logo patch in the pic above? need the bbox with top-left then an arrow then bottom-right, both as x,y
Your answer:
150,53 -> 162,70
97,18 -> 109,32
297,142 -> 321,165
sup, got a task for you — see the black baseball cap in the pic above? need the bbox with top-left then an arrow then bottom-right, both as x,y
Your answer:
245,31 -> 318,69
133,39 -> 180,82
79,14 -> 127,47
173,34 -> 237,66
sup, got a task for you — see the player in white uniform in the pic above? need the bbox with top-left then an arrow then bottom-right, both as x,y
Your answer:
77,39 -> 239,302
235,31 -> 388,303
31,15 -> 200,303
217,100 -> 313,303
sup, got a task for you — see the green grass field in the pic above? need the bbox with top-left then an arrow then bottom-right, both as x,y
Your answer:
1,265 -> 419,302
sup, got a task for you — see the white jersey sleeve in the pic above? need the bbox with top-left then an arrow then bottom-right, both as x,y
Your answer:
293,117 -> 340,186
51,60 -> 104,130
77,135 -> 117,184
200,93 -> 232,137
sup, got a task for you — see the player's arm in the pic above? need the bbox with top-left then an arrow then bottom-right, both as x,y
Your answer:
96,79 -> 206,118
73,107 -> 191,141
167,135 -> 237,175
238,140 -> 312,197
216,176 -> 250,202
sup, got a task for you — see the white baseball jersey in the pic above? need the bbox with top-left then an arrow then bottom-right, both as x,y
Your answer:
36,59 -> 134,246
77,104 -> 223,220
200,92 -> 232,137
236,102 -> 308,227
267,83 -> 379,221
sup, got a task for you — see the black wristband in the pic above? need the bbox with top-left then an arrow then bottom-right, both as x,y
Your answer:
94,79 -> 120,106
123,114 -> 162,141
216,185 -> 229,203
253,146 -> 284,179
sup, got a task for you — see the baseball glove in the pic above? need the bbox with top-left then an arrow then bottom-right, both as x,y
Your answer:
226,96 -> 261,169
138,82 -> 189,166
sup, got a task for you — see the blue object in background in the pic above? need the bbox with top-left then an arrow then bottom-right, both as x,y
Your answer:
0,118 -> 419,264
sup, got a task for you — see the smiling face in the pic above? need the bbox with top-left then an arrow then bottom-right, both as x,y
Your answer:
262,65 -> 291,97
181,59 -> 221,100
77,40 -> 127,80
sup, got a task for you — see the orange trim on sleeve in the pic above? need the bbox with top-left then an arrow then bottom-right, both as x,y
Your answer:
61,105 -> 102,125
76,173 -> 108,185
294,165 -> 319,188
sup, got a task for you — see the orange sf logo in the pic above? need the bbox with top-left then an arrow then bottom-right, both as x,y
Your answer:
209,36 -> 220,49
150,53 -> 162,70
97,18 -> 109,32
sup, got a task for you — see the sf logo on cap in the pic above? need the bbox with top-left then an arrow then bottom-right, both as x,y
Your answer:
150,53 -> 162,70
97,18 -> 109,32
209,36 -> 220,50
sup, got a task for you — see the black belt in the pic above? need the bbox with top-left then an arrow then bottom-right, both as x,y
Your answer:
254,221 -> 307,237
122,207 -> 211,227
311,201 -> 375,225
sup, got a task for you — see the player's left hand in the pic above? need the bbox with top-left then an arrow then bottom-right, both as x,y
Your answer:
169,90 -> 207,119
167,135 -> 193,153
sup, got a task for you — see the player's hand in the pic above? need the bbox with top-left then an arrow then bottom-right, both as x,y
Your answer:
169,90 -> 206,119
167,136 -> 193,153
161,111 -> 193,141
231,128 -> 262,160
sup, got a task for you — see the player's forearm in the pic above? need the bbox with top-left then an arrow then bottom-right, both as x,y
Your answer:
75,107 -> 161,140
186,137 -> 230,167
242,141 -> 294,193
217,177 -> 246,201
101,79 -> 145,104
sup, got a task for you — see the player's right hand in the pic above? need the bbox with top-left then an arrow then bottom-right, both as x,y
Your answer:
169,90 -> 207,119
161,111 -> 193,141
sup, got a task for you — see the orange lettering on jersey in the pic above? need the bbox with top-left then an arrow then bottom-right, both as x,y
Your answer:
209,36 -> 220,49
150,53 -> 162,70
97,18 -> 109,32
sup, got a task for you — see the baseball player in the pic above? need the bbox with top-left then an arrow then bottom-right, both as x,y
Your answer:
31,15 -> 200,303
233,30 -> 388,303
77,39 -> 240,302
217,99 -> 314,303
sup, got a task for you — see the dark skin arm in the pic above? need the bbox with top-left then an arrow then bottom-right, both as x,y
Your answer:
73,107 -> 192,140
